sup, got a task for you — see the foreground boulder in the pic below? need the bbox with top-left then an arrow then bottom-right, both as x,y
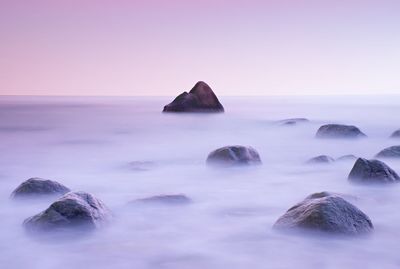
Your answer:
163,81 -> 224,112
376,146 -> 400,159
273,192 -> 373,235
24,191 -> 112,233
348,158 -> 400,184
390,129 -> 400,138
316,124 -> 366,139
206,145 -> 261,166
11,178 -> 70,199
131,194 -> 192,206
306,155 -> 334,164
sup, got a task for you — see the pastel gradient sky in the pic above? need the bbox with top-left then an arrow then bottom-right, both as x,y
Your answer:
1,0 -> 399,96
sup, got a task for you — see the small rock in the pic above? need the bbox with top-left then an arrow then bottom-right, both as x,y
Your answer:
277,118 -> 309,126
336,155 -> 358,161
375,146 -> 400,159
23,191 -> 112,233
306,155 -> 334,164
11,178 -> 70,199
390,129 -> 400,138
273,192 -> 373,235
348,158 -> 400,184
206,145 -> 262,166
163,81 -> 224,113
127,161 -> 156,171
316,124 -> 366,139
131,194 -> 192,206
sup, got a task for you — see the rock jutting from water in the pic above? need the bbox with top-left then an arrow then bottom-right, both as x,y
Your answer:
11,178 -> 71,200
206,145 -> 262,166
390,129 -> 400,138
277,118 -> 309,126
23,191 -> 112,233
162,81 -> 224,112
375,146 -> 400,159
348,158 -> 400,184
336,154 -> 358,161
306,155 -> 335,164
130,194 -> 192,206
273,192 -> 373,235
316,124 -> 366,139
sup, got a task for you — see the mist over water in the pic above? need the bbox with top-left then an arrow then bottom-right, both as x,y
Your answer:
1,95 -> 400,269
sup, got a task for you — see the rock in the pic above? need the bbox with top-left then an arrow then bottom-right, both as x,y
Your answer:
206,145 -> 261,166
277,118 -> 309,126
163,81 -> 224,112
348,158 -> 400,184
306,155 -> 334,164
23,191 -> 112,233
316,124 -> 366,139
273,192 -> 373,235
11,178 -> 70,199
336,154 -> 357,161
376,146 -> 400,159
390,129 -> 400,138
127,161 -> 156,171
131,194 -> 192,206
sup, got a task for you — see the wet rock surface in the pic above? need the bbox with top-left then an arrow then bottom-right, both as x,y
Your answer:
348,158 -> 400,184
23,191 -> 112,233
316,124 -> 366,139
206,145 -> 261,166
11,178 -> 70,199
163,81 -> 224,113
273,192 -> 373,235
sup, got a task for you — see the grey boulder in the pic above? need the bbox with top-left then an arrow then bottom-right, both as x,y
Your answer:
316,124 -> 366,139
273,192 -> 373,235
348,158 -> 400,184
11,178 -> 70,199
336,154 -> 358,161
206,145 -> 261,166
163,81 -> 224,113
23,191 -> 112,233
376,146 -> 400,159
390,129 -> 400,138
306,155 -> 334,164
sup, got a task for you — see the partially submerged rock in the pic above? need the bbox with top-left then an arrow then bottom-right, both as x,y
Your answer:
316,124 -> 366,139
348,158 -> 400,184
277,118 -> 309,126
131,194 -> 192,206
163,81 -> 224,113
24,191 -> 112,233
273,192 -> 373,235
127,161 -> 156,171
375,146 -> 400,159
390,129 -> 400,138
306,155 -> 334,164
336,154 -> 358,161
206,145 -> 261,166
11,178 -> 70,199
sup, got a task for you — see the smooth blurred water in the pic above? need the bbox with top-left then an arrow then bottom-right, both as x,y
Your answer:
0,95 -> 400,269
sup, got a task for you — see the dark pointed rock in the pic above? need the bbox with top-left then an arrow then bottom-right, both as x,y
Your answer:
348,158 -> 400,184
131,194 -> 192,206
306,155 -> 334,164
376,146 -> 400,159
206,145 -> 261,166
163,81 -> 224,113
273,192 -> 373,235
11,178 -> 70,200
23,191 -> 112,233
316,124 -> 366,139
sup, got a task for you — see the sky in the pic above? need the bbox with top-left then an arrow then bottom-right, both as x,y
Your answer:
0,0 -> 399,96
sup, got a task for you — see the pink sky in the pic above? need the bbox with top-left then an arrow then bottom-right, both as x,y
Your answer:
0,0 -> 399,96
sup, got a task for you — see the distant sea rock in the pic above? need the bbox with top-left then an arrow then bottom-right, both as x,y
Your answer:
163,81 -> 224,113
316,124 -> 366,139
306,155 -> 335,164
348,158 -> 400,184
11,178 -> 70,200
277,118 -> 309,126
336,155 -> 358,161
24,191 -> 112,233
273,192 -> 373,235
206,145 -> 261,166
390,129 -> 400,138
376,146 -> 400,159
130,194 -> 192,206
